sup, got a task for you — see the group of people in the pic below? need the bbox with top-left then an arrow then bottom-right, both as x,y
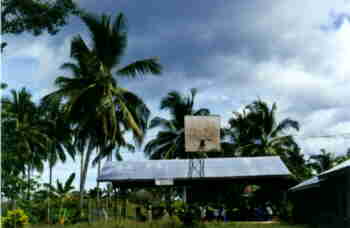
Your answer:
199,206 -> 227,222
199,202 -> 274,222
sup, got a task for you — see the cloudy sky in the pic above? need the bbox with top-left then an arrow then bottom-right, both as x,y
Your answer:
3,0 -> 350,189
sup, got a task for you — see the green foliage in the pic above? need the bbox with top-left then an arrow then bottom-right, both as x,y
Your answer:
1,88 -> 51,200
0,82 -> 8,89
51,172 -> 76,197
157,216 -> 182,228
308,148 -> 339,174
223,99 -> 311,181
17,199 -> 45,224
172,202 -> 201,226
27,220 -> 310,228
1,209 -> 29,228
145,88 -> 210,159
44,11 -> 162,210
1,174 -> 27,199
2,0 -> 80,35
277,201 -> 294,223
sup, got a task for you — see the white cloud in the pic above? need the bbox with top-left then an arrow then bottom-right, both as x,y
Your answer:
6,1 -> 350,189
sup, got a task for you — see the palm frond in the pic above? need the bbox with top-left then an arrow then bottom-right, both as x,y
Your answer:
149,117 -> 173,130
64,173 -> 76,191
271,118 -> 299,137
117,58 -> 162,78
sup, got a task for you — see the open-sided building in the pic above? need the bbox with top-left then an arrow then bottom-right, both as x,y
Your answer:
98,156 -> 293,204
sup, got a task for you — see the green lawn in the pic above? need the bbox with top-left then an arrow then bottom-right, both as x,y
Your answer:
30,220 -> 309,228
205,222 -> 308,228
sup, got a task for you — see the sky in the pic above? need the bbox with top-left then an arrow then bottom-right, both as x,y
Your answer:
3,0 -> 350,190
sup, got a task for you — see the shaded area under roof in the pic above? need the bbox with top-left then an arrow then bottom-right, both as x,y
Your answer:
97,156 -> 292,187
290,159 -> 350,192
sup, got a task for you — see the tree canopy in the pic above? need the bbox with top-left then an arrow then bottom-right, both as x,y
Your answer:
2,0 -> 80,35
145,88 -> 210,159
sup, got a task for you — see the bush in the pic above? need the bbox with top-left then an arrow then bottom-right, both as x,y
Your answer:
1,209 -> 29,228
278,200 -> 294,222
159,215 -> 182,228
174,203 -> 201,226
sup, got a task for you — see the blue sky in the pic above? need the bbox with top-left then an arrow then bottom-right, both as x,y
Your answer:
3,0 -> 350,190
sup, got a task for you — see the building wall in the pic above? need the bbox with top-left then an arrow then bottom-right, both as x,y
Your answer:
292,170 -> 350,228
344,169 -> 350,227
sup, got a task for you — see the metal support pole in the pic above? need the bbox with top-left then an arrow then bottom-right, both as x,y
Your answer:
188,158 -> 205,178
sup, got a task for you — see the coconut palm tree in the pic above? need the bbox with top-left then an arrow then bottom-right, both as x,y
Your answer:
225,100 -> 306,179
229,100 -> 299,157
144,88 -> 210,159
222,109 -> 256,156
39,97 -> 75,189
45,173 -> 76,199
309,149 -> 338,174
44,12 -> 162,208
1,82 -> 8,89
2,88 -> 50,199
39,97 -> 75,223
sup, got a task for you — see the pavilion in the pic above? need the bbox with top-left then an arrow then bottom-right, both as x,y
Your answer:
97,156 -> 294,204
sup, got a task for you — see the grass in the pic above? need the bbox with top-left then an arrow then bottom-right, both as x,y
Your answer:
205,222 -> 309,228
30,219 -> 310,228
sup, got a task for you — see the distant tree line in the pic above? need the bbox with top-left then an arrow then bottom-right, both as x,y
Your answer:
2,1 -> 350,220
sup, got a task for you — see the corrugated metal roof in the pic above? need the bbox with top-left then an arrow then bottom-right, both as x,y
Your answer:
290,159 -> 350,192
97,156 -> 291,183
289,176 -> 321,192
319,159 -> 350,177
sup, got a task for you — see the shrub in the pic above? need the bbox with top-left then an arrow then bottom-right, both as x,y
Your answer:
1,209 -> 29,228
158,215 -> 182,228
174,203 -> 201,226
278,200 -> 294,222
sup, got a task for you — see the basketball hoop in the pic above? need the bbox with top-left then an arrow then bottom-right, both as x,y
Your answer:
184,116 -> 221,178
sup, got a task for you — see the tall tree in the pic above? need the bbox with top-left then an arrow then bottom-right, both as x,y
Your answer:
309,149 -> 338,174
2,88 -> 50,199
224,100 -> 307,180
39,97 -> 75,187
44,12 -> 162,208
1,0 -> 81,52
39,97 -> 75,223
45,173 -> 76,199
227,100 -> 299,157
145,88 -> 210,159
2,0 -> 79,35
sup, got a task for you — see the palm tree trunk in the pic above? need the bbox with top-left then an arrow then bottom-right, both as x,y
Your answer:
79,147 -> 84,210
96,146 -> 100,190
48,163 -> 53,224
79,140 -> 94,210
97,161 -> 101,189
27,164 -> 31,200
21,171 -> 26,200
49,165 -> 53,188
96,146 -> 101,203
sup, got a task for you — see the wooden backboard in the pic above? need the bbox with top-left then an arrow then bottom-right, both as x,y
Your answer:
185,115 -> 221,152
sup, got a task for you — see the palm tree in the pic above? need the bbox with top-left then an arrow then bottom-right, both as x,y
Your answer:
309,149 -> 338,174
222,109 -> 256,156
1,82 -> 8,89
39,97 -> 75,223
224,100 -> 306,179
45,173 -> 76,199
39,97 -> 75,190
44,12 -> 162,208
2,88 -> 50,199
144,88 -> 210,159
228,100 -> 299,157
44,173 -> 76,224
